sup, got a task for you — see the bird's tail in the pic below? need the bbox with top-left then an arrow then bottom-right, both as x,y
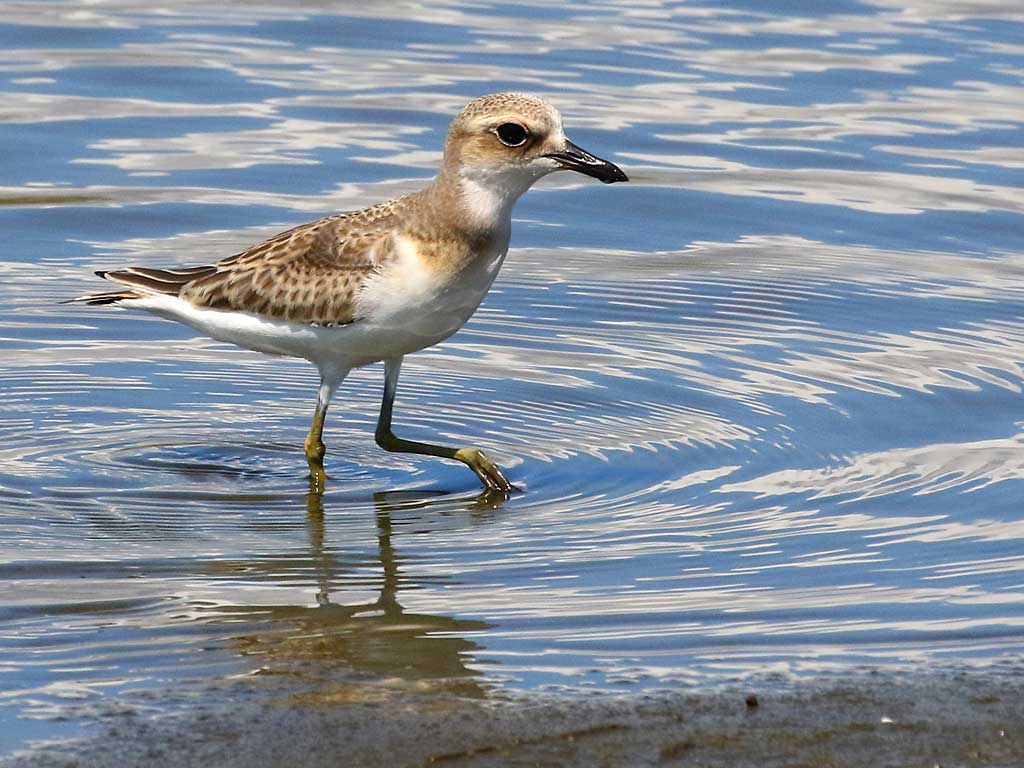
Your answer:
60,289 -> 145,306
62,265 -> 218,305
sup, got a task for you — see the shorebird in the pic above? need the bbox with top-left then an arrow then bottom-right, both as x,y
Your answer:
68,93 -> 627,493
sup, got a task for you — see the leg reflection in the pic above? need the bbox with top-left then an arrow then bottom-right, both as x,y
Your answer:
249,488 -> 498,690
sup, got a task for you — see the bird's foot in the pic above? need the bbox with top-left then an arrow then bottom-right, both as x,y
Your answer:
454,447 -> 513,493
472,487 -> 514,510
307,461 -> 328,495
305,435 -> 327,494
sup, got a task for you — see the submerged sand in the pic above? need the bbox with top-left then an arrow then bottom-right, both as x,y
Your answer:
4,669 -> 1023,768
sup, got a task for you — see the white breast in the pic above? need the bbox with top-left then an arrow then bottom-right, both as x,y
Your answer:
351,231 -> 507,362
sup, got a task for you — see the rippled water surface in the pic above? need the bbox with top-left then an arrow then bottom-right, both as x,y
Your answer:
3,0 -> 1024,755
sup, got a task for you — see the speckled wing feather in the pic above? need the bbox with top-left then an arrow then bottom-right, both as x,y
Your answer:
184,198 -> 410,325
97,198 -> 406,326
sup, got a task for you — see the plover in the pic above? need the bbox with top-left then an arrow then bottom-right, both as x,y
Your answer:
69,93 -> 628,493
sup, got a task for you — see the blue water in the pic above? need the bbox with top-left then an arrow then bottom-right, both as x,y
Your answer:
2,0 -> 1024,756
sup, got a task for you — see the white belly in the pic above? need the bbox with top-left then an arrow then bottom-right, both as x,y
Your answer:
127,240 -> 507,370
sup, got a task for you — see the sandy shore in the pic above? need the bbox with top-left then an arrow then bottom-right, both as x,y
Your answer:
4,671 -> 1022,768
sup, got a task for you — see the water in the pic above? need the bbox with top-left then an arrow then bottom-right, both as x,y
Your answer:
2,0 -> 1024,756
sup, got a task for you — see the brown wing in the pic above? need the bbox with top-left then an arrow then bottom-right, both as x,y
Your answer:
180,214 -> 396,326
94,198 -> 407,325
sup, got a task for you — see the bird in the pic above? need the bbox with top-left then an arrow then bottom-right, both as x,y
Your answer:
67,93 -> 628,494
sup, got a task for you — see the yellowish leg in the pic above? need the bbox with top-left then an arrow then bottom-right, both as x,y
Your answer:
304,374 -> 343,495
305,400 -> 328,494
375,357 -> 513,492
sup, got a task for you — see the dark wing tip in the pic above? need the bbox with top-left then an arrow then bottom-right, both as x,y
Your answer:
60,290 -> 142,305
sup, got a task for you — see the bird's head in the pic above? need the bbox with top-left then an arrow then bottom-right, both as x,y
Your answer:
441,93 -> 628,200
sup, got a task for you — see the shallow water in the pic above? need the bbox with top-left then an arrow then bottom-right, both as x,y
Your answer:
2,0 -> 1024,756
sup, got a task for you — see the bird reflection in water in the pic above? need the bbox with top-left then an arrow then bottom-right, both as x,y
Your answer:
207,488 -> 503,698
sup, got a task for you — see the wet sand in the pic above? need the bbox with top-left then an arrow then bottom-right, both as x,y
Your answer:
5,670 -> 1022,768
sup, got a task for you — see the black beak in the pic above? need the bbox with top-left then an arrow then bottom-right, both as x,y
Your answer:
544,139 -> 628,184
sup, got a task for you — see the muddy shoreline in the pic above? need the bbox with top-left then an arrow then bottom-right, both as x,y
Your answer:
5,670 -> 1022,768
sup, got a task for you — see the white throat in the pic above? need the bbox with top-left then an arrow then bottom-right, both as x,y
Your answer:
457,163 -> 552,230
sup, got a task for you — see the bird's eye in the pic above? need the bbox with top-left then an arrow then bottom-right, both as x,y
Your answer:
495,123 -> 528,147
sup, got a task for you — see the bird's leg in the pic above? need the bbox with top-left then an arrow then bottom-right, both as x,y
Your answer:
305,374 -> 342,494
375,357 -> 513,492
305,400 -> 328,493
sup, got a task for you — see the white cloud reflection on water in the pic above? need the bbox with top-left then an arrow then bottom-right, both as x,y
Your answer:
70,120 -> 427,173
0,91 -> 275,123
719,432 -> 1024,504
876,143 -> 1024,169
